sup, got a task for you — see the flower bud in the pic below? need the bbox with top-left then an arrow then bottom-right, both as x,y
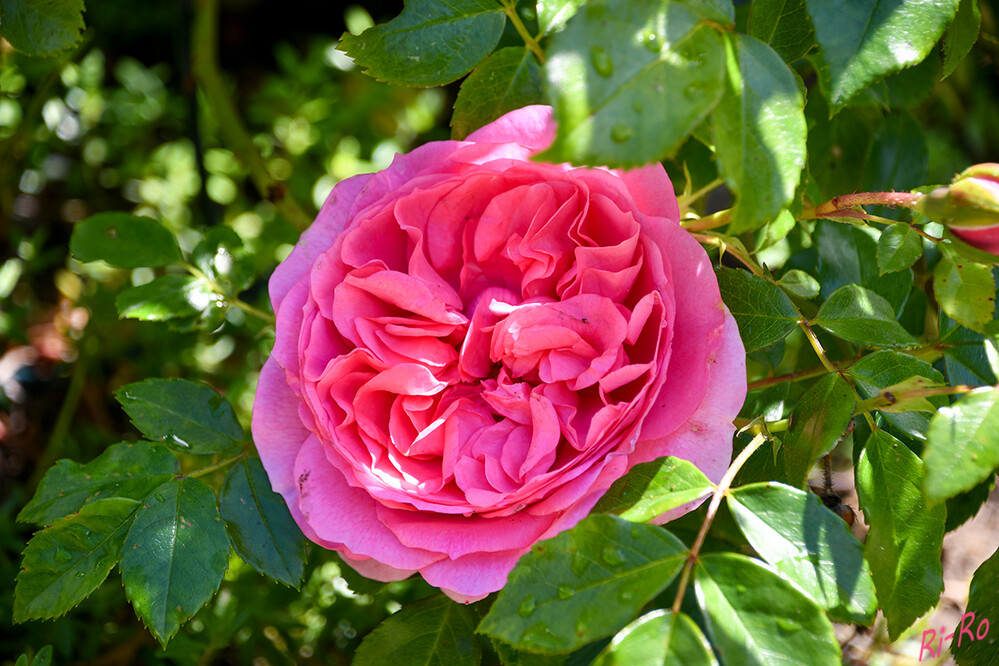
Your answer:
919,163 -> 999,254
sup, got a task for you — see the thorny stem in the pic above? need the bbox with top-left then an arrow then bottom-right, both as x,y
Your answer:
186,451 -> 248,479
670,433 -> 768,616
501,0 -> 545,63
691,232 -> 764,276
191,0 -> 311,231
801,191 -> 925,219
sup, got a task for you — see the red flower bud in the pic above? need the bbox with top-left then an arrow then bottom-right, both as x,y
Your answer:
919,163 -> 999,254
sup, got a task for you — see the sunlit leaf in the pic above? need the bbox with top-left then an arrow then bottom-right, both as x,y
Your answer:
451,47 -> 544,140
591,610 -> 717,666
695,553 -> 841,665
354,595 -> 481,666
727,483 -> 876,624
18,442 -> 178,525
70,213 -> 182,268
220,457 -> 307,587
121,478 -> 229,645
14,498 -> 139,622
849,350 -> 946,440
114,378 -> 244,455
942,0 -> 982,78
856,430 -> 945,640
716,267 -> 799,352
592,456 -> 713,523
877,224 -> 923,275
747,0 -> 815,63
934,248 -> 996,334
478,515 -> 687,654
542,0 -> 725,167
782,373 -> 855,488
923,387 -> 999,501
338,0 -> 505,86
814,284 -> 918,348
0,0 -> 84,56
714,34 -> 806,233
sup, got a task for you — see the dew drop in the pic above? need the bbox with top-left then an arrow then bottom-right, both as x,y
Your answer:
736,584 -> 747,595
575,619 -> 587,637
777,618 -> 802,634
631,101 -> 644,114
642,30 -> 661,53
75,571 -> 86,579
570,551 -> 590,577
105,226 -> 118,239
54,548 -> 72,564
684,82 -> 705,100
153,492 -> 165,502
520,623 -> 558,650
610,124 -> 633,144
601,546 -> 626,567
169,434 -> 190,449
557,585 -> 575,600
518,595 -> 537,618
590,46 -> 614,77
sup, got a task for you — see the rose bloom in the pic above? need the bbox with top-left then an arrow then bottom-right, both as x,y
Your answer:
252,106 -> 746,602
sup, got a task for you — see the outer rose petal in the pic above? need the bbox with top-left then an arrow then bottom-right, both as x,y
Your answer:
951,224 -> 999,255
252,104 -> 747,601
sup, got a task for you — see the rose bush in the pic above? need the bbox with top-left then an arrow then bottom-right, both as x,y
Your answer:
251,105 -> 746,602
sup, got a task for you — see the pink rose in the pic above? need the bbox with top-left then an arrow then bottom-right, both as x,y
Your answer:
252,106 -> 746,602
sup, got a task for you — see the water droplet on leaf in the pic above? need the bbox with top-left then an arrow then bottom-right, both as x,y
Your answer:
601,546 -> 626,566
54,548 -> 72,564
590,46 -> 614,77
611,124 -> 633,143
518,595 -> 537,618
570,551 -> 590,577
557,585 -> 575,600
777,618 -> 802,634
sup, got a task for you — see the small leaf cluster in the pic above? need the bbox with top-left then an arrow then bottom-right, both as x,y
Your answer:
13,379 -> 307,646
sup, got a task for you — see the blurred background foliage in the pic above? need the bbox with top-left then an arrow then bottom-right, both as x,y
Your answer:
1,0 -> 997,664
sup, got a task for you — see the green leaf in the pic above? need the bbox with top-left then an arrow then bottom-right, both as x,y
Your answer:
121,478 -> 230,646
941,0 -> 981,78
849,350 -> 946,440
934,249 -> 996,334
727,483 -> 876,624
806,0 -> 960,110
537,0 -> 585,35
877,224 -> 923,275
114,378 -> 244,455
856,430 -> 945,640
781,373 -> 855,488
354,595 -> 481,666
591,610 -> 718,666
952,545 -> 999,665
806,103 -> 876,201
939,314 -> 998,387
862,113 -> 928,199
70,213 -> 182,269
591,456 -> 713,522
814,221 -> 913,314
694,553 -> 841,665
14,498 -> 139,622
18,442 -> 178,525
814,284 -> 919,348
714,33 -> 806,233
116,275 -> 223,322
478,514 -> 687,654
776,268 -> 820,299
923,387 -> 999,501
0,0 -> 84,57
541,0 -> 726,167
715,267 -> 799,352
192,226 -> 254,297
451,47 -> 544,140
220,457 -> 307,588
337,0 -> 505,87
747,0 -> 815,63
945,474 -> 995,533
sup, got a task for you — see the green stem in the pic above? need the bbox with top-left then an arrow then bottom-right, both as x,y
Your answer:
501,0 -> 545,63
670,433 -> 768,616
186,451 -> 248,479
234,298 -> 276,324
677,177 -> 724,213
191,0 -> 311,232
